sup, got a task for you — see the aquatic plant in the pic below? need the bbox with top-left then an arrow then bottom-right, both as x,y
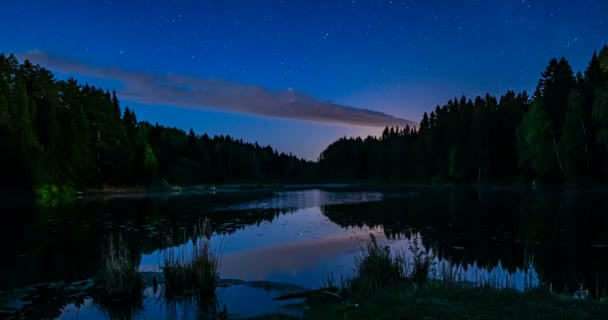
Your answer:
407,236 -> 434,284
164,290 -> 226,320
356,234 -> 406,285
348,234 -> 407,297
328,233 -> 437,301
162,219 -> 221,296
322,273 -> 348,291
93,294 -> 144,320
94,234 -> 144,302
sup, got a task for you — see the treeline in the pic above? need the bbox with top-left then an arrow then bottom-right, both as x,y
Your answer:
2,46 -> 608,191
320,46 -> 608,184
0,54 -> 316,191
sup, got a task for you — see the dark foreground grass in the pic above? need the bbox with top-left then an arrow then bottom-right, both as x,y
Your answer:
342,234 -> 433,301
296,286 -> 608,320
93,234 -> 144,315
241,287 -> 608,320
253,283 -> 608,320
162,219 -> 220,296
251,233 -> 608,320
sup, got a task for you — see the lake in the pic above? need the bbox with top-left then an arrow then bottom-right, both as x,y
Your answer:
2,187 -> 608,319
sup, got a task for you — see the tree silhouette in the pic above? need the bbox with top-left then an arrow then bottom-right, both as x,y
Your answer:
2,46 -> 608,190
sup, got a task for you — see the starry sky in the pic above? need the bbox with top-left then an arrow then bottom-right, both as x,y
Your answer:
1,0 -> 606,160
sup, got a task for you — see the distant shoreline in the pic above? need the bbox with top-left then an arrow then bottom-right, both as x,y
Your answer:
4,181 -> 608,206
74,180 -> 608,197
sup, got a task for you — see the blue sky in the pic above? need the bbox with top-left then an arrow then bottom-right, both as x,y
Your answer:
1,0 -> 606,159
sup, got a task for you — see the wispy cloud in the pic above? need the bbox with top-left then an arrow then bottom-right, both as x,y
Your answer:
18,50 -> 416,128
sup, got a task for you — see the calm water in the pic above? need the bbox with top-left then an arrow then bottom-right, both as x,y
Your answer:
2,187 -> 608,319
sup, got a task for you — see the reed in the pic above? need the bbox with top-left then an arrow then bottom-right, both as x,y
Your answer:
162,219 -> 221,296
94,234 -> 144,302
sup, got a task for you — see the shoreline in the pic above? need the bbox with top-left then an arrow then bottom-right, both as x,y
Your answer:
3,274 -> 607,320
78,180 -> 608,196
3,181 -> 608,206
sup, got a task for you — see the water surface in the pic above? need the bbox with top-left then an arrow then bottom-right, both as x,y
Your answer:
2,187 -> 608,319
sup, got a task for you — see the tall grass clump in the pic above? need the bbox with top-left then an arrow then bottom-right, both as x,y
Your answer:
408,236 -> 434,284
346,234 -> 435,299
94,234 -> 144,303
93,295 -> 144,320
349,234 -> 407,296
163,219 -> 221,296
164,290 -> 226,320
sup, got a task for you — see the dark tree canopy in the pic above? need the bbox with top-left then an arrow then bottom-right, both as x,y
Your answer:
0,54 -> 317,192
1,46 -> 608,192
319,46 -> 608,184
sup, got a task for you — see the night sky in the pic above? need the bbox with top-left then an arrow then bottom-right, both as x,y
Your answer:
1,1 -> 606,160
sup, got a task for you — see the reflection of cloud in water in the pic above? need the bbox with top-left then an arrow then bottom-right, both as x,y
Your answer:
220,229 -> 386,280
139,193 -> 540,293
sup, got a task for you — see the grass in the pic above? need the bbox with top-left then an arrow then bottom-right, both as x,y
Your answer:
347,234 -> 407,297
342,234 -> 434,300
162,219 -> 221,296
164,290 -> 227,319
253,234 -> 608,320
298,286 -> 608,320
407,236 -> 435,284
93,234 -> 144,304
92,294 -> 144,320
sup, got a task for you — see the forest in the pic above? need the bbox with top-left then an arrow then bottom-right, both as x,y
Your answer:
0,54 -> 317,193
1,46 -> 608,194
320,46 -> 608,184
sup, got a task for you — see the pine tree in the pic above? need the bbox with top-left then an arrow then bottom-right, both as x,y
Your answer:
420,112 -> 430,131
536,58 -> 576,135
429,111 -> 436,128
11,77 -> 42,187
0,93 -> 10,179
0,93 -> 8,129
593,85 -> 608,177
381,126 -> 389,140
517,99 -> 557,179
59,79 -> 93,185
561,90 -> 587,181
122,107 -> 138,143
111,90 -> 121,120
598,45 -> 608,73
535,57 -> 576,174
142,143 -> 159,183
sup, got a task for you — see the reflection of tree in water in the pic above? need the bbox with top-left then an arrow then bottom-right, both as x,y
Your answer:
6,282 -> 88,320
321,188 -> 608,295
2,192 -> 291,291
136,207 -> 293,254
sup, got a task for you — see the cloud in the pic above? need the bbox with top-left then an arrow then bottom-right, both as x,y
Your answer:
17,50 -> 417,128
